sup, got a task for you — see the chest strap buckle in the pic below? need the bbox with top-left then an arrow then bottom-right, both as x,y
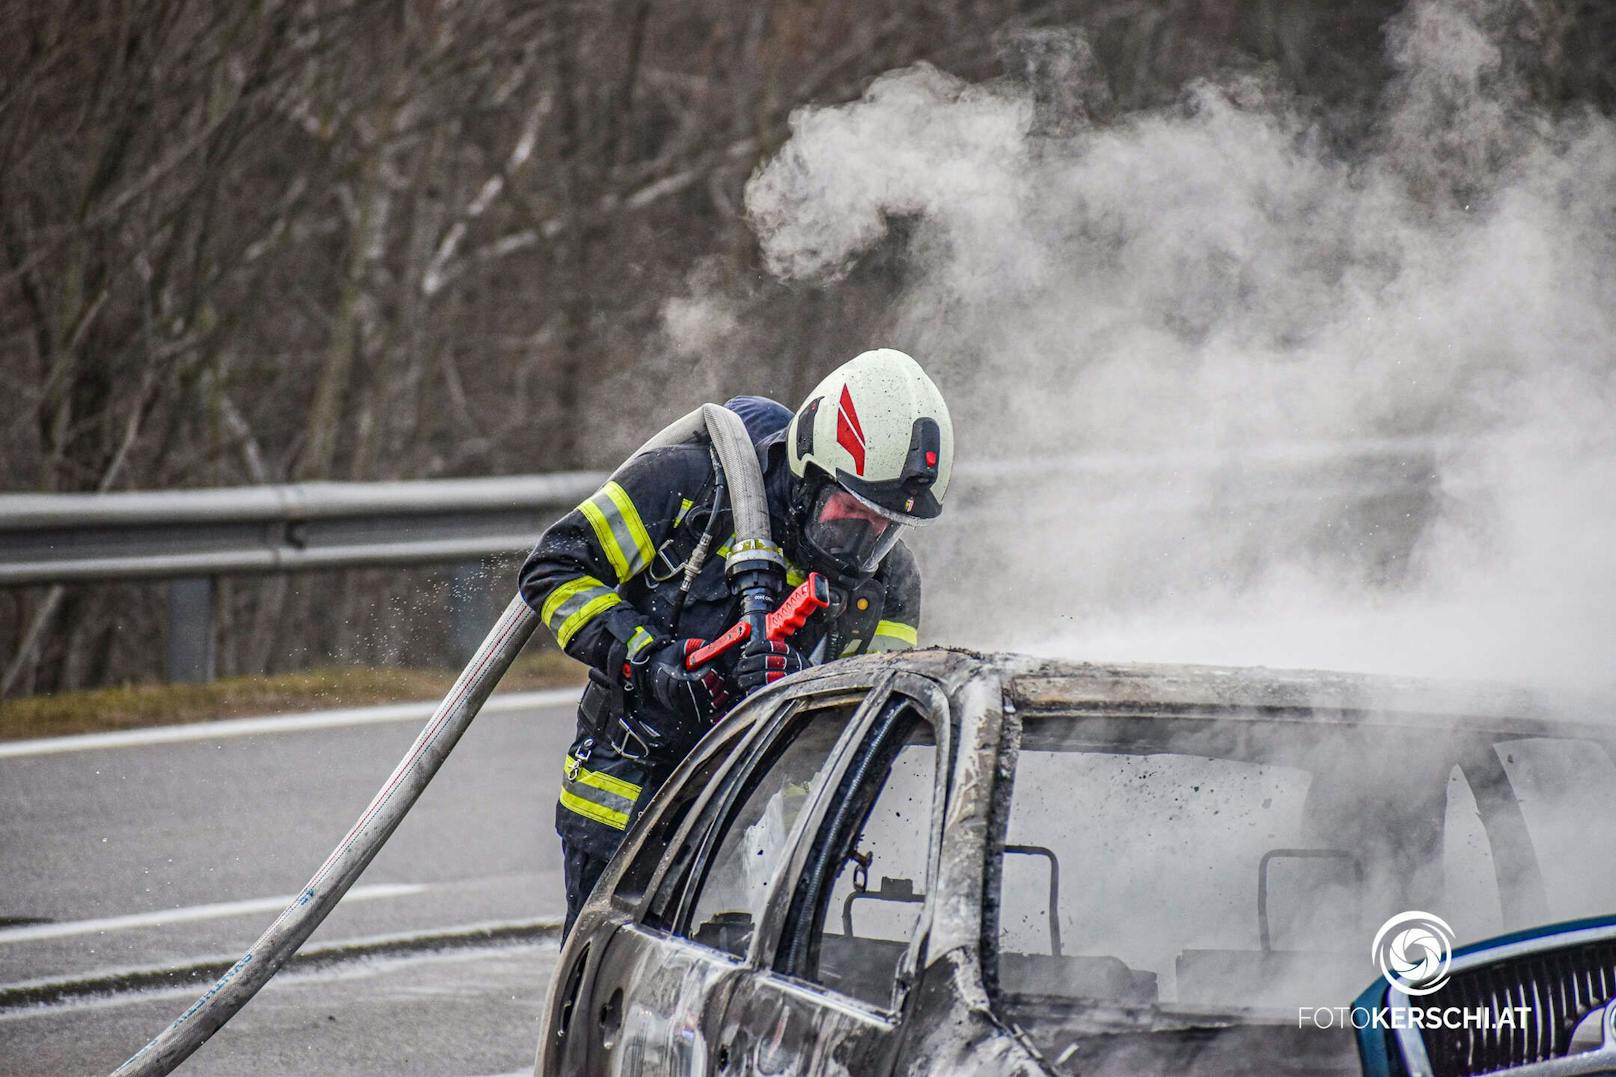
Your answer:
647,537 -> 688,583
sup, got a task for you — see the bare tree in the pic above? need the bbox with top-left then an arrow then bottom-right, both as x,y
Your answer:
2,0 -> 1610,695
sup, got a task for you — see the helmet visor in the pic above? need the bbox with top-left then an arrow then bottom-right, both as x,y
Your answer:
802,484 -> 905,576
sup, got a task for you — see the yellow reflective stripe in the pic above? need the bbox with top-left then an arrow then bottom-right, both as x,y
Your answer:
603,481 -> 655,573
626,625 -> 657,659
559,754 -> 643,830
556,592 -> 621,647
540,576 -> 621,647
577,481 -> 654,582
675,497 -> 694,525
840,638 -> 863,656
578,497 -> 630,581
559,789 -> 629,830
873,620 -> 918,645
565,755 -> 643,800
540,576 -> 606,627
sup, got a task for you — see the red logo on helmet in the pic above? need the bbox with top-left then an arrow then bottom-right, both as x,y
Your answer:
836,385 -> 867,475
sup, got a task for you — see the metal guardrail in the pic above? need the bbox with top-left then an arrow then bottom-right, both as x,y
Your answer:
1,438 -> 1454,587
0,442 -> 1443,685
0,473 -> 606,683
0,473 -> 605,585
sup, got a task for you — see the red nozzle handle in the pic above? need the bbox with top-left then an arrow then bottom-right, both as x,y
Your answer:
685,572 -> 829,670
685,621 -> 750,669
764,572 -> 830,642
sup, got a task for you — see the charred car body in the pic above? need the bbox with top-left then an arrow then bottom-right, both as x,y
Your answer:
534,650 -> 1616,1076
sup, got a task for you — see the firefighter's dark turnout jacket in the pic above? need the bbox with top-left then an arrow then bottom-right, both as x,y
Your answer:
519,407 -> 921,861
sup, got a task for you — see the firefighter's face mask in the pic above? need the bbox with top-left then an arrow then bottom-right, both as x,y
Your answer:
800,483 -> 906,578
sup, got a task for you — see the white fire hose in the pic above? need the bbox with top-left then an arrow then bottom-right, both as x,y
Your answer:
113,403 -> 774,1075
111,596 -> 539,1077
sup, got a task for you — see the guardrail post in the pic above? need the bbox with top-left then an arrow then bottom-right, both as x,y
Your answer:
166,576 -> 216,683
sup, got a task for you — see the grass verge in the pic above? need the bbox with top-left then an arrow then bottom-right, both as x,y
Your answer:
0,651 -> 584,742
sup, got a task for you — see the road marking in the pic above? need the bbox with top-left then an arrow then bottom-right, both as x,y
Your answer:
0,883 -> 428,945
0,687 -> 581,759
0,919 -> 563,1017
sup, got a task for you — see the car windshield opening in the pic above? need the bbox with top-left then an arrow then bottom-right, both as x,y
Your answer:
992,713 -> 1616,1033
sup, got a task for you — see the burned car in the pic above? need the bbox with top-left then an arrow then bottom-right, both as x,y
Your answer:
534,650 -> 1616,1076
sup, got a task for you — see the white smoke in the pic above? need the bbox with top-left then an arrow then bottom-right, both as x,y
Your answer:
730,0 -> 1616,694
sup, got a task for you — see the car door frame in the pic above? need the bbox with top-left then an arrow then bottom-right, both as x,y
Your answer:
537,665 -> 896,1076
537,712 -> 763,1076
651,671 -> 903,941
708,672 -> 956,1076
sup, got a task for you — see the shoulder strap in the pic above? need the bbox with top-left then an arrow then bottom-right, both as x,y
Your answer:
632,469 -> 723,635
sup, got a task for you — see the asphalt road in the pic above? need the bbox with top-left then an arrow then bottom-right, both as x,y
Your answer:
1,942 -> 562,1077
0,689 -> 582,1075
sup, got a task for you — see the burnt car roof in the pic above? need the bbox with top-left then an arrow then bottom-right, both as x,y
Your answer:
816,647 -> 1613,740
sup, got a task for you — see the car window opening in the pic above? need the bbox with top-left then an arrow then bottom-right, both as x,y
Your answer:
617,728 -> 750,910
673,698 -> 863,956
990,712 -> 1616,1053
777,696 -> 939,1011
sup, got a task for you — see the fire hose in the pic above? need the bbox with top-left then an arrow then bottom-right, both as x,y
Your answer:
110,596 -> 539,1077
113,404 -> 779,1075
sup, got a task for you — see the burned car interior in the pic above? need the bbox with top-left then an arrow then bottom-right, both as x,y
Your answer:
989,686 -> 1616,1072
624,685 -> 940,1011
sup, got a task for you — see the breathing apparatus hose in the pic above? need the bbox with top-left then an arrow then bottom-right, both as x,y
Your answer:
110,595 -> 539,1077
667,449 -> 725,629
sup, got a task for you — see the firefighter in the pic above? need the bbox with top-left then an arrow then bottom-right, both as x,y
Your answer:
519,348 -> 955,934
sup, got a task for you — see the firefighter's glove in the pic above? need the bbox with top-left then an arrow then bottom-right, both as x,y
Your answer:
734,639 -> 807,695
642,641 -> 731,724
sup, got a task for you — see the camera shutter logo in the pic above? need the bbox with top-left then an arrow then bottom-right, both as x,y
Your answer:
1373,911 -> 1455,996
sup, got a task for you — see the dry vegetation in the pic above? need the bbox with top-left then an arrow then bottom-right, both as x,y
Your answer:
0,649 -> 582,740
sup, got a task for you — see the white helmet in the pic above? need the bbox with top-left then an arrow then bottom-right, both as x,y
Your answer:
785,349 -> 954,577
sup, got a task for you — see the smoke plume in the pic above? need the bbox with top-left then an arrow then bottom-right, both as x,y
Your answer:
730,0 -> 1616,693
